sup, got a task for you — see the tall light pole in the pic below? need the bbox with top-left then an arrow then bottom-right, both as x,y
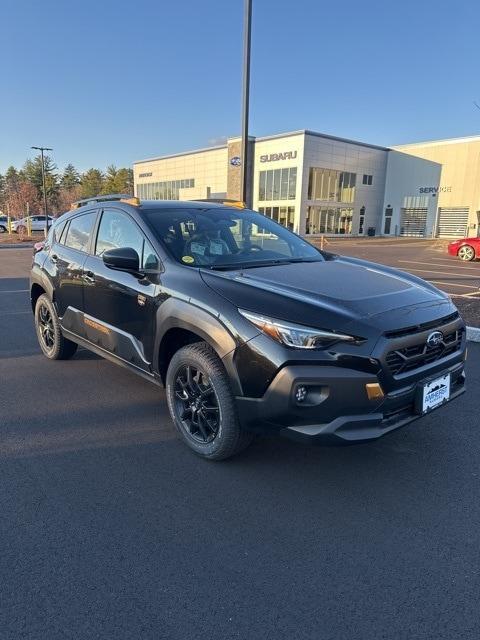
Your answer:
240,0 -> 252,205
31,146 -> 52,236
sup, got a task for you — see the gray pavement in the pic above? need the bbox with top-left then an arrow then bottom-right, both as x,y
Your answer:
1,248 -> 480,639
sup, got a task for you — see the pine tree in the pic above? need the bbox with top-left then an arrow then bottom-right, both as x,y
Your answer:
101,165 -> 134,195
79,169 -> 104,198
23,155 -> 59,203
61,164 -> 80,190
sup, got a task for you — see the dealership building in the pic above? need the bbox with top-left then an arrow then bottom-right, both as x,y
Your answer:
133,130 -> 480,238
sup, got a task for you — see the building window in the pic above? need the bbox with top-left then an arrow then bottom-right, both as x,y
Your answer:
362,174 -> 373,185
258,167 -> 297,201
258,205 -> 295,230
306,206 -> 353,235
308,168 -> 356,203
359,206 -> 365,234
137,179 -> 195,200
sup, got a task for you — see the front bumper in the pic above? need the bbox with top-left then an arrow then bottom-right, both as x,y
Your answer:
236,360 -> 466,444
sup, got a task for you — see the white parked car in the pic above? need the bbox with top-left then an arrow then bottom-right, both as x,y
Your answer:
11,215 -> 55,233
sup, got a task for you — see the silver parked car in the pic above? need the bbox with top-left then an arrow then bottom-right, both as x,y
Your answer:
11,215 -> 55,233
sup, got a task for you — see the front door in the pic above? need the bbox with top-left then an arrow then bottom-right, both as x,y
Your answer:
82,208 -> 159,372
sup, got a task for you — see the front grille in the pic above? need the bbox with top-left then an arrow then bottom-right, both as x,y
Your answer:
384,312 -> 459,339
386,328 -> 464,375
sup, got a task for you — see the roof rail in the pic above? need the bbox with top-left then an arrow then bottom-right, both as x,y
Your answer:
70,194 -> 139,209
195,198 -> 246,209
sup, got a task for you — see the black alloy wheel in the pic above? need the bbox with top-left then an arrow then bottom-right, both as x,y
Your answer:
34,294 -> 78,360
173,364 -> 220,444
37,302 -> 55,353
165,342 -> 254,460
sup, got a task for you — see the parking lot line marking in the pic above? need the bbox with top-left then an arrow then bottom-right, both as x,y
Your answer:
424,255 -> 477,263
402,267 -> 479,279
428,280 -> 477,289
462,291 -> 480,297
398,260 -> 480,272
0,289 -> 29,293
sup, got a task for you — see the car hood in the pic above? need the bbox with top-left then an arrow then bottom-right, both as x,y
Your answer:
201,256 -> 455,334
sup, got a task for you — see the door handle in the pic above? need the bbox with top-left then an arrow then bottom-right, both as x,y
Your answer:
83,271 -> 95,284
51,253 -> 58,263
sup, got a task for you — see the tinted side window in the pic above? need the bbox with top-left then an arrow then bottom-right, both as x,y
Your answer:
95,209 -> 143,258
64,212 -> 96,252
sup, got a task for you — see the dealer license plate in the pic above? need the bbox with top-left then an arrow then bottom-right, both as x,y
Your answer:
422,374 -> 451,413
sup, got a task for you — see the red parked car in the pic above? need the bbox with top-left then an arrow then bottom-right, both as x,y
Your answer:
448,237 -> 480,261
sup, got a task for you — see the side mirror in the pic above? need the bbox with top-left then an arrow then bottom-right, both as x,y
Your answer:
103,247 -> 140,274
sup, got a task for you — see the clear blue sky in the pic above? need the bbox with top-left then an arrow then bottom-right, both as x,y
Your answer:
1,0 -> 478,173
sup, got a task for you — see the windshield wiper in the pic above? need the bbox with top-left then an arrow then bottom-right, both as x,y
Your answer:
207,258 -> 322,271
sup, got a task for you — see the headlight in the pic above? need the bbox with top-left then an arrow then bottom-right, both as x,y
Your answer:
239,310 -> 362,349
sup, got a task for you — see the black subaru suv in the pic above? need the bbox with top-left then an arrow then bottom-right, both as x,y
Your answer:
31,195 -> 466,459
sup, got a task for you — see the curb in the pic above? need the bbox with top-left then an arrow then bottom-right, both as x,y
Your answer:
0,243 -> 34,249
467,326 -> 480,343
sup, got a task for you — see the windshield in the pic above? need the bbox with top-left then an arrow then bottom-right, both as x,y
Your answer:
143,207 -> 323,269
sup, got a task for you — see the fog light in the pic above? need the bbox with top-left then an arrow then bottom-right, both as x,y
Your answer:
295,385 -> 308,403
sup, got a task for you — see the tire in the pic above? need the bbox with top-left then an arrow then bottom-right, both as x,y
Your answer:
0,225 -> 6,234
35,294 -> 78,360
166,342 -> 253,460
16,225 -> 26,234
457,245 -> 476,261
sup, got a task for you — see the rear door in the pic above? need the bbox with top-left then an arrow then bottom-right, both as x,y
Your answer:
48,210 -> 98,334
82,208 -> 160,372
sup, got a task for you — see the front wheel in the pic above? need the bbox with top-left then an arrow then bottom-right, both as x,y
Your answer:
0,225 -> 6,234
35,294 -> 78,360
457,245 -> 476,261
166,342 -> 253,460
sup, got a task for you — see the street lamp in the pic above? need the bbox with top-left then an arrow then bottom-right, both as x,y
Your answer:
240,0 -> 252,205
31,146 -> 52,236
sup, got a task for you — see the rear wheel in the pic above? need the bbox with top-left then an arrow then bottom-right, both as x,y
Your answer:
35,294 -> 78,360
457,245 -> 475,261
16,224 -> 27,234
166,342 -> 253,460
0,225 -> 6,234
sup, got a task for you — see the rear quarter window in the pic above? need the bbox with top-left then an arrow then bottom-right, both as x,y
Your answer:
64,212 -> 97,252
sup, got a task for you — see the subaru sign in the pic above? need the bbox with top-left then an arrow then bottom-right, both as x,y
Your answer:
260,151 -> 298,163
230,156 -> 241,167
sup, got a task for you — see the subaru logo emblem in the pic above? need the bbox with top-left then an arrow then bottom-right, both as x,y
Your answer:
230,156 -> 241,167
426,331 -> 443,348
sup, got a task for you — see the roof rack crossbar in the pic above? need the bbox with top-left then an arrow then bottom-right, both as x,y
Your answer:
71,194 -> 135,209
195,198 -> 246,208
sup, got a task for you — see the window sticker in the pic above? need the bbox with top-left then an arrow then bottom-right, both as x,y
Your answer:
190,242 -> 206,255
182,255 -> 195,264
209,241 -> 224,255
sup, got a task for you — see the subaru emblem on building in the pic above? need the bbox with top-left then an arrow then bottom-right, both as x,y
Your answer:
230,156 -> 241,167
426,331 -> 444,348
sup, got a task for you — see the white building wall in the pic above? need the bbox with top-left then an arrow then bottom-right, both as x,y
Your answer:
382,151 -> 441,236
133,146 -> 228,201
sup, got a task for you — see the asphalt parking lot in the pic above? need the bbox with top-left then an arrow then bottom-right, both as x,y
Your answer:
1,247 -> 480,640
